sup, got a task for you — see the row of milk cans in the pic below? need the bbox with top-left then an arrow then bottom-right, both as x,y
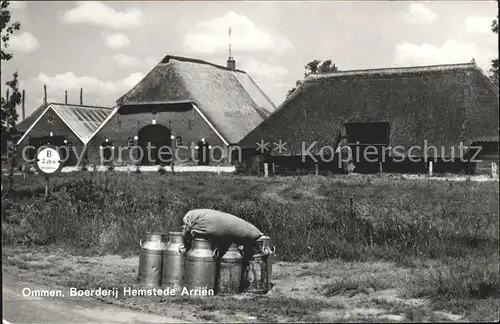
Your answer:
137,232 -> 276,295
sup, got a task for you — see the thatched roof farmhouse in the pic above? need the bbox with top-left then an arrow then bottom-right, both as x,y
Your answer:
87,55 -> 277,165
239,62 -> 499,174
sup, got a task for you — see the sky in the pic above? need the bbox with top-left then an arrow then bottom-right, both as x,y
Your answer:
1,1 -> 498,119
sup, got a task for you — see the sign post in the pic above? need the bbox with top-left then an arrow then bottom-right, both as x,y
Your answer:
34,145 -> 64,197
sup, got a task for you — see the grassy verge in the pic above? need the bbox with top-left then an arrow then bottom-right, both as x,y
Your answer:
2,172 -> 499,321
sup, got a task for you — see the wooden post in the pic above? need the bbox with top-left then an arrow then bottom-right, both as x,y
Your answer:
45,177 -> 49,197
492,162 -> 498,178
314,163 -> 319,176
264,163 -> 268,178
22,89 -> 25,120
217,164 -> 221,175
428,161 -> 433,177
44,85 -> 47,104
65,90 -> 68,104
379,162 -> 383,174
80,88 -> 83,105
272,162 -> 276,175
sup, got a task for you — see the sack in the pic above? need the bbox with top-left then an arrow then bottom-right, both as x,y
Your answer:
183,209 -> 263,242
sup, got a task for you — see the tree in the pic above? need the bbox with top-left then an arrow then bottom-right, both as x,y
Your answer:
1,0 -> 22,192
1,0 -> 21,133
286,59 -> 339,99
490,15 -> 498,86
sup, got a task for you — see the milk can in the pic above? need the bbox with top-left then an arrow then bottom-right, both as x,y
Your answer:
138,233 -> 169,288
217,243 -> 243,295
162,232 -> 187,292
259,236 -> 275,281
243,239 -> 270,294
184,238 -> 219,292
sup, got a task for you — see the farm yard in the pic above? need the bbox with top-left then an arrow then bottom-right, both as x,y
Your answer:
2,171 -> 499,322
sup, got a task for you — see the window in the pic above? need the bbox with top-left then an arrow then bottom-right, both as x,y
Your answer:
127,137 -> 134,148
175,136 -> 182,147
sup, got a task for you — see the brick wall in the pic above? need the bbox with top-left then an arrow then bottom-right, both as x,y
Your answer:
86,104 -> 233,166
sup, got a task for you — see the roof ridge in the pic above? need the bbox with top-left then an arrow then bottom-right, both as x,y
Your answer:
305,62 -> 477,81
161,55 -> 247,74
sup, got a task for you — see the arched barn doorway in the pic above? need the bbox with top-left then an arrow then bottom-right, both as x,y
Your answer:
137,124 -> 171,165
197,140 -> 210,165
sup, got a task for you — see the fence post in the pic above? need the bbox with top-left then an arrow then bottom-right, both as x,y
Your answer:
379,162 -> 383,174
492,162 -> 498,178
428,161 -> 433,177
264,163 -> 268,178
272,162 -> 276,176
315,163 -> 318,176
217,164 -> 221,175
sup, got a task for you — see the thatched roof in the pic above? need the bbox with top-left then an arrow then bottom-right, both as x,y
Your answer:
239,62 -> 499,156
116,55 -> 277,144
16,103 -> 114,145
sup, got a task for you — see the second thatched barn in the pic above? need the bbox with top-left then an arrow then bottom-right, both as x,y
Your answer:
85,55 -> 277,166
239,62 -> 499,175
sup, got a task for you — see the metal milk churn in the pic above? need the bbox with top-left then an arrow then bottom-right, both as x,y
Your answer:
138,233 -> 169,288
243,238 -> 270,294
184,238 -> 219,292
260,235 -> 275,282
162,231 -> 187,292
217,243 -> 243,295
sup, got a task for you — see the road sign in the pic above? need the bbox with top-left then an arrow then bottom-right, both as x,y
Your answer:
35,145 -> 63,177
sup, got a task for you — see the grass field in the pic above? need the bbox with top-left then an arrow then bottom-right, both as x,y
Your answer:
2,171 -> 499,321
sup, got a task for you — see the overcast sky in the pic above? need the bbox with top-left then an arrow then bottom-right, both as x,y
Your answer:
1,1 -> 497,118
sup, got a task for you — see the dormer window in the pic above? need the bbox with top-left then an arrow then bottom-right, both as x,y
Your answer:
175,136 -> 182,147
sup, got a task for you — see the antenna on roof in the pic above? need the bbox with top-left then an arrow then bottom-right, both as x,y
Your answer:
227,27 -> 236,70
229,27 -> 232,58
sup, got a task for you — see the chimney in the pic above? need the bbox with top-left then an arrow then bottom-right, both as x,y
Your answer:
227,27 -> 235,70
65,90 -> 68,104
80,88 -> 83,105
22,89 -> 25,120
227,57 -> 236,70
43,84 -> 47,105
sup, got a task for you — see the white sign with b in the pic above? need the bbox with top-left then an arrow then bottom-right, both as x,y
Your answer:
37,147 -> 61,174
